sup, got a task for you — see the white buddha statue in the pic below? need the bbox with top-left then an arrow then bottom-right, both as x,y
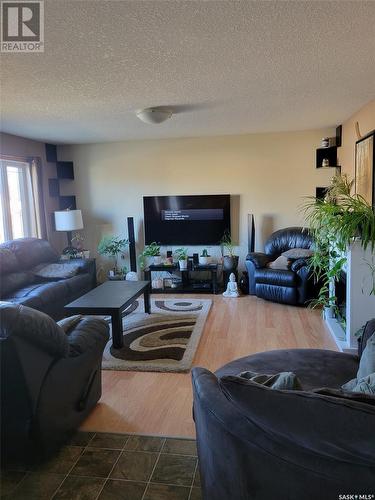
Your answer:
223,272 -> 240,297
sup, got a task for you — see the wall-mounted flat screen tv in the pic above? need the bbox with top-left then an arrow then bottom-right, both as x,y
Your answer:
143,194 -> 231,245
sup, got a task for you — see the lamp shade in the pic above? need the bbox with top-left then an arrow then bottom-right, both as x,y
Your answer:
54,210 -> 83,231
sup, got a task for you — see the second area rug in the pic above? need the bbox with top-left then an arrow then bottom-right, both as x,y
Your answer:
102,298 -> 212,373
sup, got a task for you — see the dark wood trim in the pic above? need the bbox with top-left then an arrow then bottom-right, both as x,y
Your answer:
356,129 -> 375,145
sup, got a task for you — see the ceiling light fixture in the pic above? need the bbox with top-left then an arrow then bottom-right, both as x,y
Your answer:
136,107 -> 173,124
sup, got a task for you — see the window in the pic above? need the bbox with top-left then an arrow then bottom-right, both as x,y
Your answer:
0,159 -> 38,243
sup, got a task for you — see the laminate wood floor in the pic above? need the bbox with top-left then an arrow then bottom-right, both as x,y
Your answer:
81,294 -> 337,437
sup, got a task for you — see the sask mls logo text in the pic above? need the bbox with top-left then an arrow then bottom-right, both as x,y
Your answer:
1,0 -> 44,52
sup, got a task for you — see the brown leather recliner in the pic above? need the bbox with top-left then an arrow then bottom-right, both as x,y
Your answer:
0,303 -> 109,463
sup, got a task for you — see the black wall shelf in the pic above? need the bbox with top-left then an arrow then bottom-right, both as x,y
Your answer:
56,161 -> 74,179
316,146 -> 338,168
59,196 -> 77,210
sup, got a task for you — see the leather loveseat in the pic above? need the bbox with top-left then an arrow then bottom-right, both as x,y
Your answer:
245,227 -> 315,305
0,238 -> 96,320
0,303 -> 109,462
192,320 -> 375,500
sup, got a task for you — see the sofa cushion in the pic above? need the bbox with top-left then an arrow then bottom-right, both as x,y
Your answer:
255,268 -> 298,287
312,387 -> 375,405
3,238 -> 58,271
343,333 -> 375,390
0,247 -> 19,275
0,272 -> 35,298
4,280 -> 70,306
219,373 -> 375,465
216,349 -> 359,390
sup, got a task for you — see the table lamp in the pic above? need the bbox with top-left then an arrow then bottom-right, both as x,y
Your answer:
54,209 -> 83,253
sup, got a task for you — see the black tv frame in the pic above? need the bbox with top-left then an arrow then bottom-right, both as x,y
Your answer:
143,194 -> 231,246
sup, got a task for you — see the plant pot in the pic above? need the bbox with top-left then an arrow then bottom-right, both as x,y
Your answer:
223,255 -> 239,271
108,272 -> 124,281
153,255 -> 162,265
179,259 -> 188,270
198,256 -> 211,265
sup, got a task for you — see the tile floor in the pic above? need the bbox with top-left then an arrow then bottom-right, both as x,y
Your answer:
0,432 -> 202,500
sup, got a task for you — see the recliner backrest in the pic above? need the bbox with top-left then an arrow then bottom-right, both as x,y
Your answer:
264,227 -> 314,257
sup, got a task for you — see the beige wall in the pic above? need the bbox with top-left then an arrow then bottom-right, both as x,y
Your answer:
339,99 -> 375,179
0,132 -> 64,250
58,129 -> 334,270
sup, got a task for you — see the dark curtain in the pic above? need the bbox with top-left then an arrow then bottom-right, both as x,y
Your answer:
29,157 -> 47,239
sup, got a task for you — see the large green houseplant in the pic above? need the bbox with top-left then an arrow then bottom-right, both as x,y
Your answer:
303,174 -> 375,314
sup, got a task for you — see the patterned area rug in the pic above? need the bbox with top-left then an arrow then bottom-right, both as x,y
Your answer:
102,298 -> 212,372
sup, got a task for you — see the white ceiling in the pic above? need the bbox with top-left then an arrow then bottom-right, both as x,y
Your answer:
1,0 -> 375,144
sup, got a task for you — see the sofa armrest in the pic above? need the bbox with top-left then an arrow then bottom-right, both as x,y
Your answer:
66,317 -> 109,357
246,252 -> 272,269
290,258 -> 310,272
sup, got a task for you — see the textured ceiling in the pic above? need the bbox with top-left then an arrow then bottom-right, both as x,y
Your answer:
1,0 -> 375,144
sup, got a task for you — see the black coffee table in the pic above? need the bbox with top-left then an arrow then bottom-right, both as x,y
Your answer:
65,280 -> 151,349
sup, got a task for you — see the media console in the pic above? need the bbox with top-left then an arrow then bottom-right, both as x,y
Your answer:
143,262 -> 219,294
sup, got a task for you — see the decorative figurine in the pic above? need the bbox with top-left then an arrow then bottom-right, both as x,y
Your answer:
223,272 -> 240,297
126,271 -> 138,281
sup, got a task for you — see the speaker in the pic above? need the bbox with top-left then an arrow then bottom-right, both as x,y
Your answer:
248,214 -> 255,253
193,253 -> 199,264
127,217 -> 137,272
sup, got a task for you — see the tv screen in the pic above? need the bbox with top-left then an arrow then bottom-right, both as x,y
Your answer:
143,195 -> 231,245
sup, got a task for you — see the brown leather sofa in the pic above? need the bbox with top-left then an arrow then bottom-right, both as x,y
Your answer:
0,238 -> 96,320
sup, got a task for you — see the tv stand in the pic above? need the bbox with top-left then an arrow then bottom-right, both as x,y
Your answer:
144,262 -> 219,294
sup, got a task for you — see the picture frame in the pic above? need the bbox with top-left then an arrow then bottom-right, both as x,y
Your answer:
355,130 -> 375,206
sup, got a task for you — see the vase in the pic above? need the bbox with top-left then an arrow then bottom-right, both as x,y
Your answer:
179,259 -> 188,270
223,255 -> 239,271
199,256 -> 211,265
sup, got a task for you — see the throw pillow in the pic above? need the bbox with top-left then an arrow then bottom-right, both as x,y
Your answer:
267,255 -> 291,270
282,248 -> 314,259
312,387 -> 375,406
32,262 -> 81,279
342,332 -> 375,391
239,370 -> 302,390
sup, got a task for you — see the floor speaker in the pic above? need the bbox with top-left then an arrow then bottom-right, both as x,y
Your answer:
127,217 -> 137,272
248,214 -> 255,253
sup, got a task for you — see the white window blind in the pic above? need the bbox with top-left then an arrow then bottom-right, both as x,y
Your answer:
0,159 -> 38,243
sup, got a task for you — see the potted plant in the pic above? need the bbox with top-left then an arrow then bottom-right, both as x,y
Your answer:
139,242 -> 161,268
175,248 -> 189,270
303,173 -> 375,314
220,231 -> 239,271
71,232 -> 90,258
97,235 -> 128,279
199,249 -> 211,265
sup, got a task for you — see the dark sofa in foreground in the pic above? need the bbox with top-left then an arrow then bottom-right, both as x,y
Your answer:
192,320 -> 375,500
0,303 -> 109,462
0,238 -> 96,320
